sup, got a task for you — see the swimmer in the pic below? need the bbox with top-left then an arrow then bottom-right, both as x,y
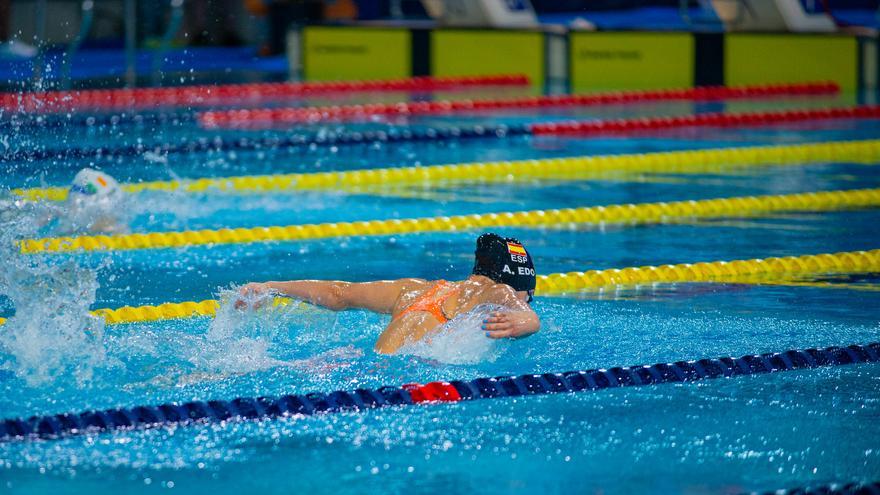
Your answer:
58,168 -> 126,235
1,168 -> 125,236
237,233 -> 540,354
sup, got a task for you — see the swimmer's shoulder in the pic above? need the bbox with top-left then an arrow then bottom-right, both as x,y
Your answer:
479,282 -> 520,303
448,282 -> 512,319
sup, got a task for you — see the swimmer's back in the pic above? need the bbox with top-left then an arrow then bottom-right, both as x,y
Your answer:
391,278 -> 499,321
376,278 -> 515,353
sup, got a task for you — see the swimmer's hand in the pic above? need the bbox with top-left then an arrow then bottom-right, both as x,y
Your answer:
482,311 -> 540,339
235,282 -> 273,310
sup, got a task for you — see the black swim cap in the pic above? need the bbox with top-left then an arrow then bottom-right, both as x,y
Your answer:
472,233 -> 536,293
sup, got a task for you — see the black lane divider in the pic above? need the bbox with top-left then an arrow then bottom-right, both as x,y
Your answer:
0,124 -> 529,163
1,342 -> 877,443
748,481 -> 880,495
0,111 -> 197,129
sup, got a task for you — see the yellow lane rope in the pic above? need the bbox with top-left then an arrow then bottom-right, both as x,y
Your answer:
551,280 -> 880,299
1,249 -> 876,326
93,300 -> 219,325
0,297 -> 298,326
0,301 -> 216,326
19,188 -> 880,254
12,139 -> 880,202
536,250 -> 880,294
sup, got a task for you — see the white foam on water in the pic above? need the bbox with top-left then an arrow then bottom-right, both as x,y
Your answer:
184,288 -> 363,379
287,345 -> 363,374
0,196 -> 107,386
400,304 -> 510,365
189,288 -> 297,374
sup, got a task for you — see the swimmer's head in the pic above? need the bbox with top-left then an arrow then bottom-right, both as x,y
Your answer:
472,233 -> 536,302
69,168 -> 119,198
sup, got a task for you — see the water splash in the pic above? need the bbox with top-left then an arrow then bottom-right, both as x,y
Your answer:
0,261 -> 106,386
188,288 -> 299,374
183,288 -> 362,380
400,304 -> 509,364
0,194 -> 107,386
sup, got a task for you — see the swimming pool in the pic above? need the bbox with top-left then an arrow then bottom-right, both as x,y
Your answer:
1,79 -> 879,494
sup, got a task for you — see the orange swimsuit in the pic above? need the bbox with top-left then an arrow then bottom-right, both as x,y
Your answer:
393,281 -> 460,323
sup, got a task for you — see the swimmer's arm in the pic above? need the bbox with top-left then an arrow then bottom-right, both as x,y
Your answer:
481,287 -> 540,339
239,280 -> 409,313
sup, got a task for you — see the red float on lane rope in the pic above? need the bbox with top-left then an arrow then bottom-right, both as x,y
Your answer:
198,81 -> 840,129
405,382 -> 463,403
0,74 -> 529,114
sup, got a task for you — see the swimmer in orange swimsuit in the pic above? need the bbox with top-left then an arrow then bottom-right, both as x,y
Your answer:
236,233 -> 540,354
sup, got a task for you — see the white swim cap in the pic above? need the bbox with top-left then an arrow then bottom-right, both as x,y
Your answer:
69,168 -> 119,197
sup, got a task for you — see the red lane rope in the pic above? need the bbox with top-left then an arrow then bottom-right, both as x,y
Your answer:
528,105 -> 880,135
198,81 -> 840,129
0,74 -> 529,113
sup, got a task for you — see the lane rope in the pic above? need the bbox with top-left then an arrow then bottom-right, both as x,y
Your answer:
529,105 -> 880,136
0,124 -> 532,163
535,249 -> 880,295
3,81 -> 836,128
8,104 -> 880,163
0,297 -> 302,327
1,248 -> 876,327
18,189 -> 880,253
1,341 -> 876,442
0,74 -> 529,114
198,81 -> 840,128
747,481 -> 880,495
12,138 -> 880,203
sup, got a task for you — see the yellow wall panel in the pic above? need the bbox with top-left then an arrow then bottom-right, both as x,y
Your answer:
304,27 -> 411,81
725,34 -> 857,93
432,30 -> 544,87
569,32 -> 694,91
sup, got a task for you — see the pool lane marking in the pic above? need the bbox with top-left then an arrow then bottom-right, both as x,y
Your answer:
1,341 -> 877,442
18,188 -> 880,253
10,104 -> 878,163
0,297 -> 301,327
747,481 -> 880,495
553,279 -> 880,299
198,81 -> 839,127
12,138 -> 880,203
535,249 -> 880,295
1,248 -> 877,327
528,104 -> 880,136
0,123 -> 533,162
2,74 -> 530,114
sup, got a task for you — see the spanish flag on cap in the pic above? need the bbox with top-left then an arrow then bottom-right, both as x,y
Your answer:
507,242 -> 527,256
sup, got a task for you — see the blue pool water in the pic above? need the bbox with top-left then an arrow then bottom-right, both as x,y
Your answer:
1,88 -> 879,494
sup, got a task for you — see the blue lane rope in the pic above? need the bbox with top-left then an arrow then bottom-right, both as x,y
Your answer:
747,481 -> 880,495
0,124 -> 530,163
1,342 -> 877,442
0,110 -> 198,129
